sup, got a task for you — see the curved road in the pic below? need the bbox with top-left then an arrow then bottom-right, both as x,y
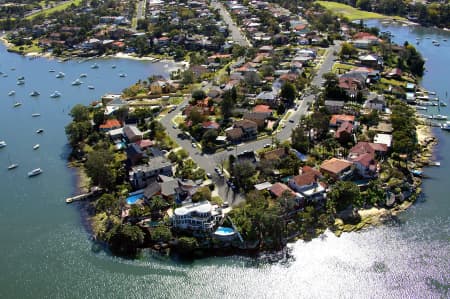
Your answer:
161,42 -> 341,206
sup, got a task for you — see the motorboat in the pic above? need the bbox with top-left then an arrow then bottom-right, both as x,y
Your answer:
119,73 -> 127,77
8,90 -> 15,96
33,144 -> 40,150
31,113 -> 41,117
50,91 -> 61,98
434,42 -> 440,46
28,168 -> 43,177
88,85 -> 95,90
112,65 -> 116,69
432,114 -> 447,120
17,80 -> 25,85
440,102 -> 447,107
90,63 -> 99,69
17,76 -> 24,80
49,69 -> 56,72
71,78 -> 83,85
415,106 -> 427,111
13,102 -> 22,107
8,163 -> 18,170
0,140 -> 6,148
56,72 -> 65,78
30,90 -> 40,97
36,129 -> 44,134
441,121 -> 450,131
79,73 -> 87,78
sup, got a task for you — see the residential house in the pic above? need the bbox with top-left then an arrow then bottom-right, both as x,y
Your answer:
363,94 -> 386,111
202,120 -> 220,130
243,112 -> 267,129
269,182 -> 296,198
172,201 -> 222,232
126,143 -> 147,166
150,80 -> 174,94
104,97 -> 128,115
129,156 -> 173,189
252,104 -> 273,116
233,119 -> 258,140
99,119 -> 122,132
329,114 -> 355,128
335,121 -> 354,144
359,54 -> 383,69
288,172 -> 326,202
143,181 -> 162,201
348,142 -> 387,178
134,139 -> 153,150
374,133 -> 392,148
338,77 -> 364,98
256,91 -> 279,107
123,125 -> 143,142
320,158 -> 353,180
226,127 -> 244,143
325,100 -> 345,114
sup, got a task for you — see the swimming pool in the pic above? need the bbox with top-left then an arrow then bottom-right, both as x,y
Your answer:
214,226 -> 235,236
126,193 -> 143,205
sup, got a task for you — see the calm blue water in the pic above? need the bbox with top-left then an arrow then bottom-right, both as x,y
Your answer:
0,21 -> 449,298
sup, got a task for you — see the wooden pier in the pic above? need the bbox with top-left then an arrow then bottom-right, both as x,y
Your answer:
65,187 -> 103,203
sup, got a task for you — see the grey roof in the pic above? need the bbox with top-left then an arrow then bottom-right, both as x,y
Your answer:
144,181 -> 161,199
131,156 -> 171,173
160,179 -> 178,197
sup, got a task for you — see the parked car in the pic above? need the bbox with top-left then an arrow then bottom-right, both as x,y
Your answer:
206,173 -> 212,179
192,142 -> 197,148
264,143 -> 271,148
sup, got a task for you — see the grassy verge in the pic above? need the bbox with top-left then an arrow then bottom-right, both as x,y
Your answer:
315,1 -> 405,21
26,0 -> 82,20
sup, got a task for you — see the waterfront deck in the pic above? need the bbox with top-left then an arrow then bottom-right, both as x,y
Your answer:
65,187 -> 103,203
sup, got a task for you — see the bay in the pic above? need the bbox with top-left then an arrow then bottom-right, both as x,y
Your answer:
0,20 -> 449,298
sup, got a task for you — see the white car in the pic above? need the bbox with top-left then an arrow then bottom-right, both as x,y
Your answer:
192,142 -> 197,148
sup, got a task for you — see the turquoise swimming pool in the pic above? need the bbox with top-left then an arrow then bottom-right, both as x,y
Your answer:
214,226 -> 235,236
126,193 -> 143,205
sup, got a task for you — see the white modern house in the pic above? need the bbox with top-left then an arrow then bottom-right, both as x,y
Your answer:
172,201 -> 222,232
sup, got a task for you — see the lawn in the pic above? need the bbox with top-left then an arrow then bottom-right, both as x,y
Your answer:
315,1 -> 405,21
9,39 -> 43,54
26,0 -> 82,20
332,62 -> 354,74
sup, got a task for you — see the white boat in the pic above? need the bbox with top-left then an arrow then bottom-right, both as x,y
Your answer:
432,114 -> 447,120
33,144 -> 40,150
8,90 -> 15,96
434,42 -> 440,46
415,106 -> 427,111
30,90 -> 40,97
17,80 -> 25,85
71,78 -> 83,86
112,65 -> 116,69
49,69 -> 56,72
88,85 -> 95,90
0,140 -> 6,148
441,121 -> 450,131
79,73 -> 87,78
36,129 -> 44,134
28,168 -> 43,177
13,102 -> 22,107
56,72 -> 65,78
91,63 -> 99,69
2,74 -> 7,77
32,113 -> 41,117
440,102 -> 447,107
50,91 -> 61,98
17,76 -> 24,80
119,73 -> 127,77
8,163 -> 18,170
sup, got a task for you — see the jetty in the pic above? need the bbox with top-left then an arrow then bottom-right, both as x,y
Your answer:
65,186 -> 102,203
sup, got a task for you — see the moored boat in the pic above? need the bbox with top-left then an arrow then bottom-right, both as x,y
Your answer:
33,144 -> 40,150
119,73 -> 127,77
17,80 -> 25,85
28,168 -> 43,177
91,63 -> 99,69
432,114 -> 447,120
8,90 -> 15,96
79,73 -> 87,78
0,140 -> 6,148
56,72 -> 65,78
36,129 -> 44,134
71,78 -> 83,86
31,113 -> 41,117
88,85 -> 95,90
8,163 -> 18,170
440,121 -> 450,131
50,91 -> 61,98
30,90 -> 40,97
13,102 -> 22,107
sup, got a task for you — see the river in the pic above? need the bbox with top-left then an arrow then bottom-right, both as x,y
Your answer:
0,21 -> 449,298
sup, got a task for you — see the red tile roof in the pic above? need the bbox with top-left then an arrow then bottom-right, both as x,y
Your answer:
270,182 -> 295,198
134,139 -> 153,149
253,104 -> 272,113
202,120 -> 220,129
330,114 -> 355,126
99,119 -> 121,129
300,166 -> 321,177
335,121 -> 354,139
350,142 -> 387,155
291,173 -> 317,187
320,158 -> 353,175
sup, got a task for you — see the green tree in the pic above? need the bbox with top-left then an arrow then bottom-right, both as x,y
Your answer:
291,126 -> 310,153
192,186 -> 212,203
328,181 -> 362,211
339,42 -> 357,59
150,225 -> 172,243
191,89 -> 206,101
94,194 -> 119,215
69,104 -> 90,122
280,82 -> 297,106
176,236 -> 199,252
85,149 -> 116,190
106,223 -> 145,256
